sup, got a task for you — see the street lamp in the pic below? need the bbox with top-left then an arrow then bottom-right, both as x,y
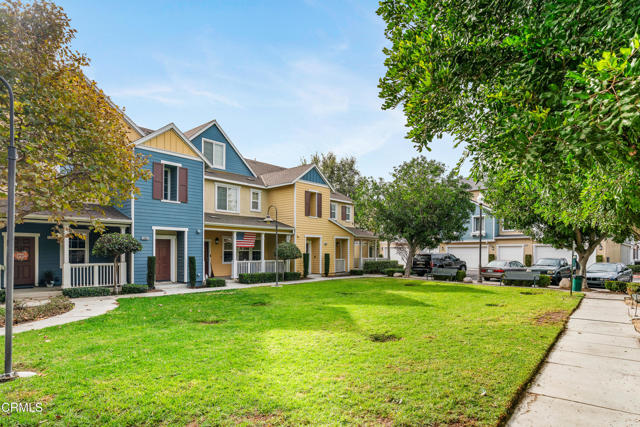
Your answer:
1,76 -> 17,381
263,205 -> 280,287
478,201 -> 483,283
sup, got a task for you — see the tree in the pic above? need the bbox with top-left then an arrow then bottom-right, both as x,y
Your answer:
0,1 -> 149,235
276,242 -> 302,261
372,157 -> 474,276
301,152 -> 361,197
92,233 -> 142,293
377,1 -> 640,228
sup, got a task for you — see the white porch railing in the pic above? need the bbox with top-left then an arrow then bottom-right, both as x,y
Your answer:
236,260 -> 288,276
355,257 -> 378,269
64,262 -> 126,288
335,258 -> 346,273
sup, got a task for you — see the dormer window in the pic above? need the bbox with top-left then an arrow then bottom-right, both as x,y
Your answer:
203,138 -> 225,169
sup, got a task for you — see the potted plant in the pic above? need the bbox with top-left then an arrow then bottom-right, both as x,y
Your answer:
43,270 -> 55,287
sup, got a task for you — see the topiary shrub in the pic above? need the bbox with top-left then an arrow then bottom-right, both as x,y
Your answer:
383,268 -> 404,277
324,253 -> 330,277
276,242 -> 302,261
455,270 -> 466,281
488,253 -> 496,263
92,233 -> 143,294
303,253 -> 310,277
121,284 -> 148,294
363,260 -> 400,274
147,256 -> 156,289
350,269 -> 363,275
605,280 -> 628,293
524,254 -> 532,267
596,254 -> 604,262
188,256 -> 197,287
206,278 -> 226,287
62,286 -> 112,298
538,275 -> 551,287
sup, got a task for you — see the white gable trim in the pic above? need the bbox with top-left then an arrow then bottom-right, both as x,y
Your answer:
134,123 -> 213,167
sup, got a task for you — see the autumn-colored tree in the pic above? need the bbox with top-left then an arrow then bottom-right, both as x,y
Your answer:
0,0 -> 149,234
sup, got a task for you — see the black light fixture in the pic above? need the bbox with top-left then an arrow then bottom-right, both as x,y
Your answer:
215,237 -> 219,245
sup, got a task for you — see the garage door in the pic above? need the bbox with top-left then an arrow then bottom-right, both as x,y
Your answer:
620,244 -> 632,265
497,245 -> 524,263
447,246 -> 488,268
533,245 -> 596,266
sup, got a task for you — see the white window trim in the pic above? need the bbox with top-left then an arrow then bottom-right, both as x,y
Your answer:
344,205 -> 352,222
203,138 -> 226,169
222,236 -> 233,264
250,189 -> 262,212
471,215 -> 487,236
306,189 -> 321,218
215,183 -> 240,213
330,202 -> 337,219
68,230 -> 90,265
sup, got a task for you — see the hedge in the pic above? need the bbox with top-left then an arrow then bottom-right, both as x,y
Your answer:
538,274 -> 551,287
524,254 -> 532,267
0,289 -> 4,303
205,278 -> 226,287
383,268 -> 404,277
147,256 -> 156,289
238,271 -> 302,284
627,264 -> 640,273
62,287 -> 112,298
324,253 -> 330,277
188,256 -> 197,287
363,260 -> 400,274
455,270 -> 466,281
502,274 -> 551,287
605,280 -> 628,293
350,269 -> 363,275
121,284 -> 148,294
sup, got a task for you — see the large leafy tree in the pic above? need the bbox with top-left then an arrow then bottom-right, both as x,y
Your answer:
0,1 -> 149,233
301,152 -> 361,197
372,157 -> 473,276
377,1 -> 640,231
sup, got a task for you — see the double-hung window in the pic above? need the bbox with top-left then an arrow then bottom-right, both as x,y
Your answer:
203,138 -> 225,169
472,216 -> 485,235
344,206 -> 352,221
216,184 -> 239,212
250,190 -> 261,212
69,232 -> 89,264
163,164 -> 178,201
222,237 -> 233,263
330,202 -> 337,219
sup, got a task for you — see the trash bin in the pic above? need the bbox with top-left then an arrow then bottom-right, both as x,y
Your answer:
572,276 -> 583,292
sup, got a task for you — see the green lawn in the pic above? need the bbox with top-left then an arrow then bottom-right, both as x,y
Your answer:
1,278 -> 580,426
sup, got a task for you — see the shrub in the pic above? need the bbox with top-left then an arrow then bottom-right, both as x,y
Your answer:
276,242 -> 302,261
627,264 -> 640,273
188,256 -> 197,287
524,254 -> 532,267
324,253 -> 330,277
206,278 -> 226,287
284,272 -> 301,281
596,254 -> 604,262
121,284 -> 148,294
62,286 -> 112,298
627,283 -> 640,295
147,256 -> 156,289
92,233 -> 143,292
383,268 -> 404,277
538,275 -> 551,287
604,280 -> 628,293
238,272 -> 301,284
455,270 -> 466,281
303,253 -> 310,277
0,289 -> 4,303
488,253 -> 496,263
350,269 -> 363,275
363,260 -> 400,274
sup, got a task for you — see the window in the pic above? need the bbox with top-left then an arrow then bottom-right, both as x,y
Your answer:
250,190 -> 261,212
501,220 -> 515,232
368,244 -> 375,258
216,184 -> 239,212
203,138 -> 225,169
163,164 -> 178,201
344,206 -> 352,221
308,192 -> 317,216
223,237 -> 233,263
69,232 -> 88,264
330,202 -> 337,219
238,238 -> 261,261
472,216 -> 485,235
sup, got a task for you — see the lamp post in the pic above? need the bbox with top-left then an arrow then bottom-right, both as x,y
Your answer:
1,76 -> 17,381
478,202 -> 483,283
263,205 -> 280,287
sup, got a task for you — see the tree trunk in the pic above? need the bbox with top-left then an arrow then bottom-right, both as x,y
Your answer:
574,231 -> 603,291
404,244 -> 416,277
387,241 -> 391,260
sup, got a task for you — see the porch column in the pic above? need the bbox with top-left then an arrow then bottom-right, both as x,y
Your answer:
260,232 -> 265,273
374,240 -> 378,261
232,231 -> 237,279
119,226 -> 127,285
359,239 -> 363,269
62,224 -> 70,288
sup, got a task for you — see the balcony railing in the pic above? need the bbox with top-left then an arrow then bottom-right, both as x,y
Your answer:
236,260 -> 288,276
335,258 -> 346,273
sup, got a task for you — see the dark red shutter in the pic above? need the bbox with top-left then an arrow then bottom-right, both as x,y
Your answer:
317,193 -> 322,218
341,205 -> 347,220
305,191 -> 311,216
152,162 -> 163,200
178,167 -> 188,203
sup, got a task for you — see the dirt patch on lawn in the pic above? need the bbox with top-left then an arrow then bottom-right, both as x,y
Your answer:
446,415 -> 479,426
369,333 -> 401,342
251,301 -> 269,306
231,411 -> 285,425
197,319 -> 227,325
0,296 -> 74,326
532,310 -> 570,326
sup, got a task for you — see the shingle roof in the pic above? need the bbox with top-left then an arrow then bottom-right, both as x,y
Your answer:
0,200 -> 131,223
138,126 -> 154,136
184,120 -> 216,139
205,213 -> 293,230
346,226 -> 377,239
259,164 -> 314,187
244,159 -> 286,176
205,169 -> 265,186
330,191 -> 352,203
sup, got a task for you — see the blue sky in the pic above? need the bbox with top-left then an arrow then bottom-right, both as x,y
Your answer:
58,0 -> 468,179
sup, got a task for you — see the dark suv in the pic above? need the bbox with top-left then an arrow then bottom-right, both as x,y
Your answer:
412,253 -> 467,276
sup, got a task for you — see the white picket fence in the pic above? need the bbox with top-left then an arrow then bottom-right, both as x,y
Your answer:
236,260 -> 288,275
65,263 -> 126,288
335,258 -> 346,273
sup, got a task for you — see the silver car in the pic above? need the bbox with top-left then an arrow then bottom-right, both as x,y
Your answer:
481,260 -> 526,281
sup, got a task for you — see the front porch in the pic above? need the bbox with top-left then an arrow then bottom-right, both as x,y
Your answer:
353,238 -> 382,269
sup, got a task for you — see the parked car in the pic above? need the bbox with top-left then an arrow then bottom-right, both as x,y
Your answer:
527,258 -> 571,285
480,260 -> 526,281
411,253 -> 467,276
585,263 -> 633,288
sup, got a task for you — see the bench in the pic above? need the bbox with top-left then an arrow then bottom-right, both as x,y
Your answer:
500,270 -> 540,287
430,267 -> 459,281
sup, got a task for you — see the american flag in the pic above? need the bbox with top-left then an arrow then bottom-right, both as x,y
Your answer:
236,232 -> 256,248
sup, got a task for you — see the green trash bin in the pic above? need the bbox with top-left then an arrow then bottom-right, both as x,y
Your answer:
572,276 -> 583,292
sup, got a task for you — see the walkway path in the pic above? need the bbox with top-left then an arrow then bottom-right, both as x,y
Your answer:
508,292 -> 640,426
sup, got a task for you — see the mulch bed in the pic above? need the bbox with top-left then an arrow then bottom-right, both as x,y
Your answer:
0,296 -> 74,326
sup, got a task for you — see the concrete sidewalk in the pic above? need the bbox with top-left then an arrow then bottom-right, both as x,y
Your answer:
508,292 -> 640,426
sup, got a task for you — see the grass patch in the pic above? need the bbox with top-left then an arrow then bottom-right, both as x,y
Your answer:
0,278 -> 581,425
0,296 -> 73,326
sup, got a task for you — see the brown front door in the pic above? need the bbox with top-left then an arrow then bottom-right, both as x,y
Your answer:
155,239 -> 172,281
14,236 -> 36,286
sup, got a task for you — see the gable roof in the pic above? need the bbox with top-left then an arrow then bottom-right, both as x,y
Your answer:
330,191 -> 352,203
134,123 -> 214,167
244,159 -> 286,176
329,219 -> 377,239
260,164 -> 315,187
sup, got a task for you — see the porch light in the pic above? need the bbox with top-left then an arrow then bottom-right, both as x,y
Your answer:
215,237 -> 219,245
263,214 -> 273,224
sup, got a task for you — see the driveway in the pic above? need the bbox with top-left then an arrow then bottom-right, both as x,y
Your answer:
508,292 -> 640,426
